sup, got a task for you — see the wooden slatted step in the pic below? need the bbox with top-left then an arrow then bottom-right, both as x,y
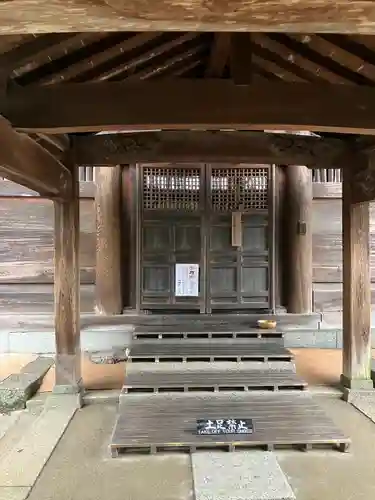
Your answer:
128,340 -> 293,363
122,368 -> 307,394
110,392 -> 350,456
133,325 -> 283,340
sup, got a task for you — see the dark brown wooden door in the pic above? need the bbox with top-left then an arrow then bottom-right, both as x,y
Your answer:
137,164 -> 273,312
206,165 -> 271,312
137,165 -> 205,311
207,213 -> 270,311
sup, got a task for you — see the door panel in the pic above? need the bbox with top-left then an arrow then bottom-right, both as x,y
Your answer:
206,165 -> 271,311
138,165 -> 204,311
137,163 -> 273,312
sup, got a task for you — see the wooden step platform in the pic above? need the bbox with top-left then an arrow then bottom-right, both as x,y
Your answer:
110,392 -> 350,455
122,368 -> 307,393
133,325 -> 283,340
128,340 -> 293,363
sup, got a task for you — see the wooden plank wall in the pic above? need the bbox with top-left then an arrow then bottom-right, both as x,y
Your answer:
312,177 -> 375,320
0,172 -> 96,313
0,166 -> 369,320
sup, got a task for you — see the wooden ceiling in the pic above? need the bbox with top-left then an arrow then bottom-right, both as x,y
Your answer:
2,32 -> 375,87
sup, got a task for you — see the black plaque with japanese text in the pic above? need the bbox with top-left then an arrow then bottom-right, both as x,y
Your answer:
196,418 -> 254,435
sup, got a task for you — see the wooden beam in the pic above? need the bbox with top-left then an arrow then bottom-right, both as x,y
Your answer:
54,163 -> 81,391
285,165 -> 313,313
95,166 -> 123,315
72,131 -> 347,168
6,81 -> 375,135
0,0 -> 375,34
205,33 -> 230,77
0,116 -> 71,197
350,151 -> 375,203
230,34 -> 252,84
341,158 -> 372,391
37,133 -> 70,152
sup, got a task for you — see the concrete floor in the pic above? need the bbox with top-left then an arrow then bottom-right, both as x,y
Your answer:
2,350 -> 375,499
22,394 -> 375,500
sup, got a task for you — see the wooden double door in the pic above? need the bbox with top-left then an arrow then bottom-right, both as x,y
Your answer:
136,164 -> 274,313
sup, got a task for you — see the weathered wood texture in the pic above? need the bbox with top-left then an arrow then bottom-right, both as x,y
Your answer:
7,81 -> 375,134
312,195 -> 375,312
312,182 -> 342,199
72,131 -> 347,168
95,166 -> 123,315
285,166 -> 312,314
121,166 -> 134,309
123,368 -> 306,393
0,179 -> 95,198
0,116 -> 71,197
111,392 -> 349,455
54,164 -> 81,387
274,166 -> 286,309
0,284 -> 94,313
230,33 -> 252,84
0,192 -> 95,285
341,163 -> 371,386
0,0 -> 373,34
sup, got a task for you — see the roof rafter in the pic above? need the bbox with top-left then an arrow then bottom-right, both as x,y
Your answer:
272,33 -> 370,85
93,32 -> 199,81
38,32 -> 162,84
252,34 -> 349,84
125,41 -> 207,81
291,34 -> 375,84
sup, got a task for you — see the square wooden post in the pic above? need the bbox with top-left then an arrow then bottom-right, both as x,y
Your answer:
341,162 -> 372,392
53,163 -> 81,392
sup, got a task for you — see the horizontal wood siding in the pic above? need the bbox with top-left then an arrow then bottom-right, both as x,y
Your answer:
0,180 -> 96,312
312,186 -> 375,312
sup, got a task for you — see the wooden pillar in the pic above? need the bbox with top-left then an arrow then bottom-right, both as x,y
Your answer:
274,166 -> 286,310
54,163 -> 81,391
285,165 -> 313,313
95,166 -> 122,315
341,161 -> 372,390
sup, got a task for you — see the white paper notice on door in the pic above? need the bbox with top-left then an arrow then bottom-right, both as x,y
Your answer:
175,263 -> 199,297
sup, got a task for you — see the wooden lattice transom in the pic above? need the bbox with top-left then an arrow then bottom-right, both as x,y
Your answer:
143,166 -> 201,211
210,166 -> 269,211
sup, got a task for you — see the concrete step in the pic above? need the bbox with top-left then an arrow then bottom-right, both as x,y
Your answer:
0,396 -> 77,489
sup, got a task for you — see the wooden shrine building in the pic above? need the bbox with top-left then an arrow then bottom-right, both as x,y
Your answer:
0,22 -> 374,441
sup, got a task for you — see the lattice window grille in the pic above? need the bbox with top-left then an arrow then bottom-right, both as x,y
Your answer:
312,168 -> 342,183
210,167 -> 269,211
143,167 -> 201,210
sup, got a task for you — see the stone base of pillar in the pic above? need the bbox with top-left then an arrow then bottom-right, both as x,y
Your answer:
48,390 -> 83,409
341,387 -> 374,403
340,374 -> 374,390
52,380 -> 83,395
340,374 -> 373,402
